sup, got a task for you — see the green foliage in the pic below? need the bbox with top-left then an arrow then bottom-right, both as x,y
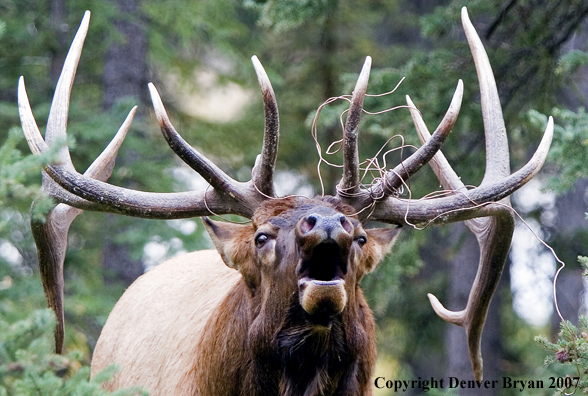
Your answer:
0,127 -> 57,225
144,0 -> 250,78
536,256 -> 588,395
578,255 -> 588,276
420,0 -> 495,39
529,108 -> 588,193
535,318 -> 588,395
363,229 -> 425,316
0,309 -> 147,396
244,0 -> 336,32
556,50 -> 588,76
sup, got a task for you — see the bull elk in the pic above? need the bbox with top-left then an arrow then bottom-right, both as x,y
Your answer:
18,7 -> 553,394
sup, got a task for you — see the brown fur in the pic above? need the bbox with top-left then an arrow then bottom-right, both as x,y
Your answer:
91,197 -> 399,395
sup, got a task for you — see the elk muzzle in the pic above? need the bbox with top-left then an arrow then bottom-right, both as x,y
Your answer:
295,213 -> 353,320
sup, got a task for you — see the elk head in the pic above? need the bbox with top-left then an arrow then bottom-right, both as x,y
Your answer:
204,197 -> 399,325
18,7 -> 553,381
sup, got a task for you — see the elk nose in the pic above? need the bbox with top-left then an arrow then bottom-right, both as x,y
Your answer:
299,213 -> 352,239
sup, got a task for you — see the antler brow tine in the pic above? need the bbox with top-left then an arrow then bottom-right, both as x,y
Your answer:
31,109 -> 134,353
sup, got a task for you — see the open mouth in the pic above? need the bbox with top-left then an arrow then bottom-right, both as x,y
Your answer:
298,241 -> 347,284
298,241 -> 348,318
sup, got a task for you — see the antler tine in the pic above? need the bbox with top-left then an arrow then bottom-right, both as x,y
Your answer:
423,118 -> 553,383
24,79 -> 261,218
338,56 -> 371,196
86,107 -> 137,180
25,89 -> 274,218
148,83 -> 272,214
46,10 -> 91,170
19,75 -> 140,212
30,106 -> 135,353
374,80 -> 463,198
461,7 -> 509,185
150,57 -> 279,201
19,19 -> 128,351
427,213 -> 515,381
31,204 -> 80,353
251,56 -> 279,197
403,96 -> 554,203
18,77 -> 49,155
365,112 -> 552,225
148,83 -> 240,193
406,93 -> 466,192
20,10 -> 277,354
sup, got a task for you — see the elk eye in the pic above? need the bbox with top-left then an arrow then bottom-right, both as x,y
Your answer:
355,236 -> 367,246
255,233 -> 269,248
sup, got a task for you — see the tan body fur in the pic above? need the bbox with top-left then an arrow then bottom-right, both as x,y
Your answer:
91,250 -> 240,394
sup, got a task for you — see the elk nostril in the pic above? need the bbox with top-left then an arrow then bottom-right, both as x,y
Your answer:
339,215 -> 352,233
301,215 -> 317,233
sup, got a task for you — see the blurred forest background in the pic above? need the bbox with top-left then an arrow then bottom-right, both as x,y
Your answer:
1,0 -> 588,394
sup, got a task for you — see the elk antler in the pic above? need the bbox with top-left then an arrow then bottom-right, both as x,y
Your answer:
335,7 -> 553,380
19,7 -> 553,381
18,11 -> 279,352
337,63 -> 464,201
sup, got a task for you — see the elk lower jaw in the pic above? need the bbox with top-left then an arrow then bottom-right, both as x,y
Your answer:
299,278 -> 347,318
297,241 -> 348,322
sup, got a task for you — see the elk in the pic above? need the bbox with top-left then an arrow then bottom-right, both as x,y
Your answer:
18,7 -> 553,394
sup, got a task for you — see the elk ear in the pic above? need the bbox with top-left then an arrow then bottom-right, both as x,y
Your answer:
363,226 -> 401,273
202,217 -> 254,269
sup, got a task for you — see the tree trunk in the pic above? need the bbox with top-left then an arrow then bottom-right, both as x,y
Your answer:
549,179 -> 588,338
318,5 -> 340,195
550,269 -> 584,338
50,0 -> 67,85
102,0 -> 148,110
101,0 -> 147,286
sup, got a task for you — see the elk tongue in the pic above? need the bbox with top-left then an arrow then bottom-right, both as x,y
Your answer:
298,278 -> 347,319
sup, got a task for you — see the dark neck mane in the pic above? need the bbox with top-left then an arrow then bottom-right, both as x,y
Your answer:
274,300 -> 355,396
